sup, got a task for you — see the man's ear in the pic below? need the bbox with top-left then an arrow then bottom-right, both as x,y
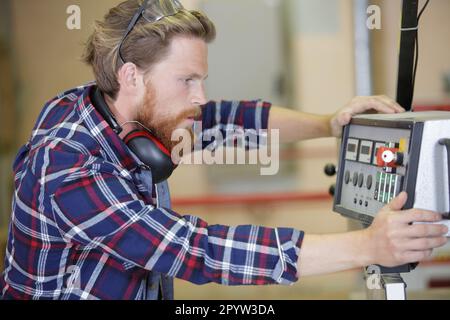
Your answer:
117,63 -> 144,93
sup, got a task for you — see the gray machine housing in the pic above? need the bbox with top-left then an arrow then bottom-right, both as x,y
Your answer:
334,111 -> 450,223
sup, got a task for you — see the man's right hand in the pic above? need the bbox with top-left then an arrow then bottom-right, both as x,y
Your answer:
365,192 -> 448,267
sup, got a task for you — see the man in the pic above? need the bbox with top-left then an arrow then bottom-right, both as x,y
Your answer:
1,0 -> 447,300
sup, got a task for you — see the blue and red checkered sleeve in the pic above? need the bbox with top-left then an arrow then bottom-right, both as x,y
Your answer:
198,100 -> 272,151
50,161 -> 303,286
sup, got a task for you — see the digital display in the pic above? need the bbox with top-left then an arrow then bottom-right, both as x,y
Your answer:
347,144 -> 356,153
361,145 -> 370,155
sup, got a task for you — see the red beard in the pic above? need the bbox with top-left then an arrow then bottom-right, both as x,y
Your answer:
136,84 -> 200,155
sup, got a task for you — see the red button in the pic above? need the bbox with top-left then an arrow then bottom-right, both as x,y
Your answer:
376,147 -> 399,167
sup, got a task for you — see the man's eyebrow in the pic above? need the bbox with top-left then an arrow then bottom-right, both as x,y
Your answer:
186,73 -> 208,80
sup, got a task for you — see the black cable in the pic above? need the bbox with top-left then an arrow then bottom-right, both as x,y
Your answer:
412,32 -> 419,98
417,0 -> 431,21
411,0 -> 430,101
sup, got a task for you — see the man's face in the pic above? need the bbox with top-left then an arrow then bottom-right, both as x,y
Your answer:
136,36 -> 208,152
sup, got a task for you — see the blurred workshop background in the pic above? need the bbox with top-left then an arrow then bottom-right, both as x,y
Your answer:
0,0 -> 449,299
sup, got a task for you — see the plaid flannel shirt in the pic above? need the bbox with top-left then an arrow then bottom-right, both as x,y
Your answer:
0,83 -> 304,300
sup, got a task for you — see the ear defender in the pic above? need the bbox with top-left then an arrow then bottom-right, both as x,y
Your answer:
123,129 -> 176,183
91,86 -> 176,184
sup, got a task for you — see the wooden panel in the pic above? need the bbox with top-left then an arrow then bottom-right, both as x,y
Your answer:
0,0 -> 13,234
0,0 -> 15,153
0,43 -> 16,153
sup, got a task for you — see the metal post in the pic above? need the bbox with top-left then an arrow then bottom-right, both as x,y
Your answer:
365,266 -> 407,300
353,0 -> 373,96
382,274 -> 407,300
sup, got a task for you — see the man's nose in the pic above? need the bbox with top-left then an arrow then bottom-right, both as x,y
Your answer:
191,82 -> 207,106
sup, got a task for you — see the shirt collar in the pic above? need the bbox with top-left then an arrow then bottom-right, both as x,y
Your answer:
75,83 -> 140,172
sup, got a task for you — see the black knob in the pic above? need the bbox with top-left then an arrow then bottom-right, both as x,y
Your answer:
395,152 -> 404,166
358,173 -> 364,188
366,175 -> 373,190
353,172 -> 358,186
324,164 -> 336,176
344,171 -> 350,184
329,184 -> 335,196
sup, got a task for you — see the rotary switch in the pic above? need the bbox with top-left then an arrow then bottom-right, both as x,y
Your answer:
376,147 -> 404,167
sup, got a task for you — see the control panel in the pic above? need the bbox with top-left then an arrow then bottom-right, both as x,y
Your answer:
337,126 -> 411,223
334,112 -> 450,226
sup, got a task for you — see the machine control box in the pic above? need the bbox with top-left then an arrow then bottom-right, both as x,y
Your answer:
334,112 -> 450,234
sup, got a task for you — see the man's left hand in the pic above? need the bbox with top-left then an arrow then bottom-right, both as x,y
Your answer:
329,95 -> 405,138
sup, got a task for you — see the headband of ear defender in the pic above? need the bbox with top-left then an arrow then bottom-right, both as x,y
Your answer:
90,85 -> 177,183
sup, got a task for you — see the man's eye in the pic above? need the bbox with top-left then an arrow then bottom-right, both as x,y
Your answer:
185,78 -> 193,84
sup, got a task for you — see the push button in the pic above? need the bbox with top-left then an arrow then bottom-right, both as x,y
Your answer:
353,172 -> 358,186
344,171 -> 350,184
366,175 -> 373,190
358,173 -> 364,188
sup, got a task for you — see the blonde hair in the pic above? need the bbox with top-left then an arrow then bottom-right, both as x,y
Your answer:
82,0 -> 216,99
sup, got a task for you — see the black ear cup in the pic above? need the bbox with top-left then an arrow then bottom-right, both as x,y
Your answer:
90,86 -> 176,183
124,130 -> 177,184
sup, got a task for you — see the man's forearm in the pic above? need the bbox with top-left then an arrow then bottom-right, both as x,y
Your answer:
297,230 -> 372,277
268,106 -> 332,143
